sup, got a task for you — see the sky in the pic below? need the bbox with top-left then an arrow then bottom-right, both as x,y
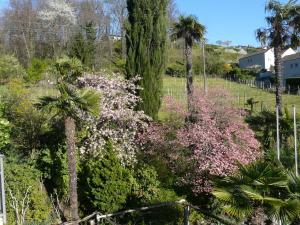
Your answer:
175,0 -> 293,47
0,0 -> 8,10
0,0 -> 294,47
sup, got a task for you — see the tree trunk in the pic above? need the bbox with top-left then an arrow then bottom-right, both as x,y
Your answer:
274,46 -> 283,116
65,117 -> 79,224
121,26 -> 126,60
185,39 -> 193,115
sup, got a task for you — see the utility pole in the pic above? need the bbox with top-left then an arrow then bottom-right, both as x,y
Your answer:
294,106 -> 298,177
201,40 -> 207,94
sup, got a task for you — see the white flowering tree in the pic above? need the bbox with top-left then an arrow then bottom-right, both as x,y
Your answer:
78,72 -> 150,166
38,0 -> 77,50
38,0 -> 76,25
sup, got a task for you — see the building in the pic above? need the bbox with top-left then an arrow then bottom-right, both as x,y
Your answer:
283,52 -> 300,86
239,48 -> 295,71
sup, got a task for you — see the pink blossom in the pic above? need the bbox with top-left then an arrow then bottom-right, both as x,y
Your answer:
140,89 -> 261,193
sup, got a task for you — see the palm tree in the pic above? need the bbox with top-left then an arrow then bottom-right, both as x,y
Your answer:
172,15 -> 205,116
256,0 -> 300,115
35,57 -> 99,224
213,160 -> 300,225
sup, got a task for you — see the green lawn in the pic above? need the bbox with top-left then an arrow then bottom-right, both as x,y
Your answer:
0,84 -> 57,103
162,76 -> 300,116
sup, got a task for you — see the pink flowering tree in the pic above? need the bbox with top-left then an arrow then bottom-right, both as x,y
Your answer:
140,89 -> 261,193
78,72 -> 150,166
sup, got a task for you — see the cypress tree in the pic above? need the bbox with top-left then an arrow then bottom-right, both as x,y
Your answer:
126,0 -> 168,120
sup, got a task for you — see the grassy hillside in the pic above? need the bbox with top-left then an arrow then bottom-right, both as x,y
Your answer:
161,76 -> 300,118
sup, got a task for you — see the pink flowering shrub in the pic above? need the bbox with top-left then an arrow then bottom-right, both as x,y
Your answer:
140,89 -> 261,193
78,72 -> 150,166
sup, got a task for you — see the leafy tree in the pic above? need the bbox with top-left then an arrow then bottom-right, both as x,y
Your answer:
70,22 -> 97,68
256,0 -> 300,115
140,90 -> 261,194
5,157 -> 53,225
126,0 -> 168,120
78,73 -> 149,166
213,160 -> 300,225
35,56 -> 99,223
171,15 -> 205,115
0,54 -> 26,84
79,142 -> 133,214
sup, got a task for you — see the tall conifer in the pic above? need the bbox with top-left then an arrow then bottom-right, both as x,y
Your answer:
126,0 -> 168,119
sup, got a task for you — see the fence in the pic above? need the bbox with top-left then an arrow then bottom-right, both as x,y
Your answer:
163,75 -> 300,114
224,77 -> 300,95
57,199 -> 234,225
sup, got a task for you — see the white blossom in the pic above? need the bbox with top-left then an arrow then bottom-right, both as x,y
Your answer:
78,72 -> 150,166
38,0 -> 76,25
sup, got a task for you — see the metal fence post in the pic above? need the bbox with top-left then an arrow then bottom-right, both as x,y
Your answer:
184,205 -> 190,225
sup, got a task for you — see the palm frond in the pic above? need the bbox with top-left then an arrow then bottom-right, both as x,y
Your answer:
222,204 -> 253,218
78,88 -> 100,116
34,96 -> 60,111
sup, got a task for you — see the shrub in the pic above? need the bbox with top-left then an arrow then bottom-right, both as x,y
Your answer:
5,157 -> 53,224
78,73 -> 149,166
4,79 -> 44,155
27,58 -> 50,83
79,142 -> 134,214
0,103 -> 10,151
0,54 -> 26,84
166,62 -> 185,77
140,89 -> 261,193
3,78 -> 45,155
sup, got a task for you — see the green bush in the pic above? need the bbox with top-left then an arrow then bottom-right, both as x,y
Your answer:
166,62 -> 185,77
27,58 -> 50,83
5,157 -> 53,224
131,165 -> 161,204
3,78 -> 45,155
0,54 -> 26,84
0,103 -> 10,151
79,142 -> 134,214
37,145 -> 68,200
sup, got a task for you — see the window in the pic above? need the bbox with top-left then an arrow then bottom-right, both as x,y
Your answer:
295,63 -> 298,68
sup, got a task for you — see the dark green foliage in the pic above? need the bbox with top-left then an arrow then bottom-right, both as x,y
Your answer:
213,159 -> 300,224
5,157 -> 53,224
126,0 -> 168,119
286,78 -> 300,91
37,145 -> 69,199
70,22 -> 97,69
246,109 -> 294,150
79,142 -> 133,214
165,62 -> 185,77
226,66 -> 257,81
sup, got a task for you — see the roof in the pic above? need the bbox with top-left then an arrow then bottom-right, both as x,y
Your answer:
239,48 -> 270,60
283,52 -> 300,61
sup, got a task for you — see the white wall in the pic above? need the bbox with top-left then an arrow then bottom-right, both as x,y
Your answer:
264,49 -> 275,71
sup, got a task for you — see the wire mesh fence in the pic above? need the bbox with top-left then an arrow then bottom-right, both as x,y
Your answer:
162,75 -> 300,114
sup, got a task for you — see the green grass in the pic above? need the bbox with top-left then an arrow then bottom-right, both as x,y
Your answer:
0,84 -> 57,102
161,76 -> 300,116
